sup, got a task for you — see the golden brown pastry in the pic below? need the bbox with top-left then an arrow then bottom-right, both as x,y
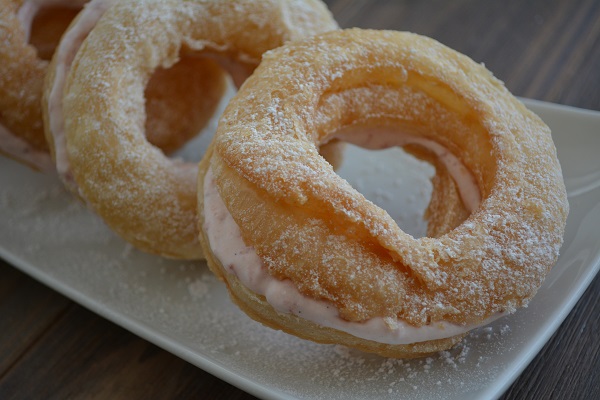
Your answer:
198,29 -> 569,358
48,0 -> 337,259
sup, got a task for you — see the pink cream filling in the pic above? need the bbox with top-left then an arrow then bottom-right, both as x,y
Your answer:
46,0 -> 113,187
203,140 -> 498,345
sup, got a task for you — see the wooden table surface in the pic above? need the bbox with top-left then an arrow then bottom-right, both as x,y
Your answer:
1,0 -> 599,399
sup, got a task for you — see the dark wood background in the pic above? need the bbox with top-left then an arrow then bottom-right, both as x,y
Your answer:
1,0 -> 599,398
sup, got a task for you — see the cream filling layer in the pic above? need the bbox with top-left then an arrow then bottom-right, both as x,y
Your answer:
46,0 -> 113,188
204,164 -> 498,345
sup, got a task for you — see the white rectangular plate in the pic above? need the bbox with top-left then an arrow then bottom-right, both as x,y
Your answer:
1,99 -> 599,400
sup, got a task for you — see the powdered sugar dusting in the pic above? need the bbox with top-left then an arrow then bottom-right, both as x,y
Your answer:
188,274 -> 213,300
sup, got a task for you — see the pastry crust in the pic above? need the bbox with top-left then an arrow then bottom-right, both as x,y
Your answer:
52,0 -> 337,259
199,29 -> 569,357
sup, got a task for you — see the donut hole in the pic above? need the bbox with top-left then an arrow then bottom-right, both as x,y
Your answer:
143,55 -> 229,158
329,128 -> 479,239
28,7 -> 80,60
316,83 -> 487,239
142,50 -> 254,162
333,143 -> 435,238
160,74 -> 235,164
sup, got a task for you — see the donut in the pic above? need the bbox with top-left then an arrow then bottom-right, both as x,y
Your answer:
198,29 -> 569,358
50,0 -> 337,259
42,0 -> 228,188
0,0 -> 226,170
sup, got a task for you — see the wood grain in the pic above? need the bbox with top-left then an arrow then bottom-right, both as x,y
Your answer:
501,275 -> 600,400
326,0 -> 600,110
1,0 -> 598,399
0,264 -> 69,377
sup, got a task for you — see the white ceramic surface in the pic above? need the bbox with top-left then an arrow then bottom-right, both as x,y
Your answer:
0,99 -> 598,400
